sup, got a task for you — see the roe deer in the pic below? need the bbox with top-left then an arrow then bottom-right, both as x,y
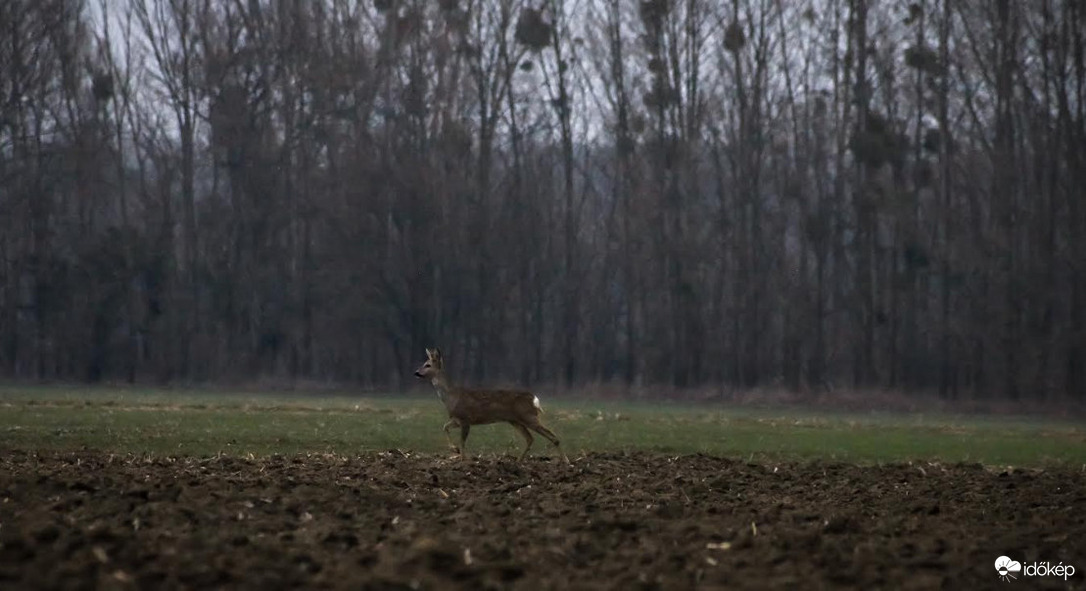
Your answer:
414,348 -> 568,463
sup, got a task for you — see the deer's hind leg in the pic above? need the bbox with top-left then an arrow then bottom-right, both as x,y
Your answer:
525,419 -> 570,464
510,422 -> 534,461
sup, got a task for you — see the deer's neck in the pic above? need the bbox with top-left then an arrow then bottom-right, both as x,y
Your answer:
430,372 -> 454,407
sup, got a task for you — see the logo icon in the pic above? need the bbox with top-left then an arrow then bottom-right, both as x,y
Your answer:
995,556 -> 1022,582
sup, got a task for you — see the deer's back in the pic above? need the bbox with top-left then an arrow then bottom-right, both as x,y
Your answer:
447,388 -> 538,425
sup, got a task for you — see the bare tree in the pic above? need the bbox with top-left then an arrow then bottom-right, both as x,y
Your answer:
2,0 -> 1083,403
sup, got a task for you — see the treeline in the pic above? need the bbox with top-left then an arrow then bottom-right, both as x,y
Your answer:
1,0 -> 1084,399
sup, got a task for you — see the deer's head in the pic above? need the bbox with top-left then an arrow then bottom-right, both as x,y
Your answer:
414,348 -> 444,379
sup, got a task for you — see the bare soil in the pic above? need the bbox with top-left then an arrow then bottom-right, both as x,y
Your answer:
1,450 -> 1083,590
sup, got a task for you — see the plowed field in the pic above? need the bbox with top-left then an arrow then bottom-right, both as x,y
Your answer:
1,450 -> 1083,590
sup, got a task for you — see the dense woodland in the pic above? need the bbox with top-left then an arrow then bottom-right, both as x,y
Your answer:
1,0 -> 1084,399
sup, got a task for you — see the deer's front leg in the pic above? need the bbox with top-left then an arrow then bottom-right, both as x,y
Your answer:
459,424 -> 471,460
443,419 -> 462,454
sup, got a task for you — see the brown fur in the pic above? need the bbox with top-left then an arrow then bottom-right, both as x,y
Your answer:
414,348 -> 568,462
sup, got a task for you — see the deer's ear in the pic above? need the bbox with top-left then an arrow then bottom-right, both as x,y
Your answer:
425,348 -> 435,359
432,348 -> 443,362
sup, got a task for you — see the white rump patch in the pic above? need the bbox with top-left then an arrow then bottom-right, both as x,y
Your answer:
532,395 -> 542,411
